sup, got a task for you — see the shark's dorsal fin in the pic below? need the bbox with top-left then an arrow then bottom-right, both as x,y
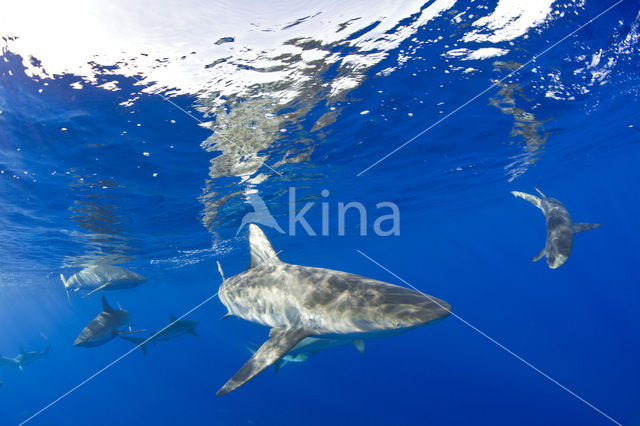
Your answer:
248,224 -> 281,268
168,313 -> 177,322
102,295 -> 114,313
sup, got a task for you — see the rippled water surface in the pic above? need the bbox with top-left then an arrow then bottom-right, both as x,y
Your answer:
1,1 -> 640,425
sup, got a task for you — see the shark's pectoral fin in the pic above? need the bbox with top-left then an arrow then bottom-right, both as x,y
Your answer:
189,328 -> 199,337
113,329 -> 147,336
217,327 -> 312,396
274,359 -> 285,374
534,187 -> 547,199
268,326 -> 286,337
353,339 -> 365,355
574,222 -> 601,233
83,282 -> 113,298
532,247 -> 546,262
511,191 -> 543,210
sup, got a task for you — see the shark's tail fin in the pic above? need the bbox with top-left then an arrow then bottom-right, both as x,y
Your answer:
120,336 -> 148,355
59,274 -> 71,304
44,344 -> 51,360
511,191 -> 543,210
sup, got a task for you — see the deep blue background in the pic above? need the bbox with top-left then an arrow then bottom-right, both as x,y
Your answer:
1,1 -> 639,425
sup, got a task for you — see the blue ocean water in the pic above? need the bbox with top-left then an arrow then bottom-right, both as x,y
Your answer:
1,1 -> 640,425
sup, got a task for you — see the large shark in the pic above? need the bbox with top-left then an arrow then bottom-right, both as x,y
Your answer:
216,224 -> 451,395
60,264 -> 146,299
74,295 -> 134,348
512,188 -> 600,269
120,314 -> 199,354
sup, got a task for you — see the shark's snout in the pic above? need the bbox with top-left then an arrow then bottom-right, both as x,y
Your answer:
547,254 -> 568,269
393,294 -> 452,330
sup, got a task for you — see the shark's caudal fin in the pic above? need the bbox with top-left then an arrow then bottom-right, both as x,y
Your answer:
574,223 -> 601,233
217,326 -> 312,396
121,336 -> 148,355
511,191 -> 543,210
248,224 -> 281,269
189,328 -> 199,337
44,344 -> 51,360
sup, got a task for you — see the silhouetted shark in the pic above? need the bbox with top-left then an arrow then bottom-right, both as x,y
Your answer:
60,264 -> 146,300
512,188 -> 600,268
74,295 -> 134,348
15,345 -> 50,368
0,345 -> 50,370
120,314 -> 199,354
